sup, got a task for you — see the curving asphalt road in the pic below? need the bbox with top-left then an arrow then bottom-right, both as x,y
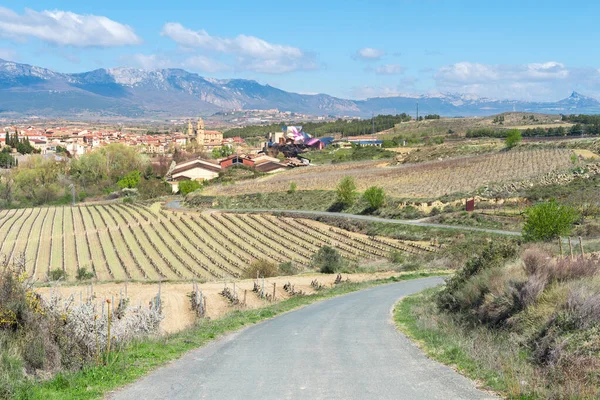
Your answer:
164,201 -> 520,237
110,277 -> 496,400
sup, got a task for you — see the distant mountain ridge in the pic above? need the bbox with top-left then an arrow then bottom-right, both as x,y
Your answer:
1,59 -> 599,118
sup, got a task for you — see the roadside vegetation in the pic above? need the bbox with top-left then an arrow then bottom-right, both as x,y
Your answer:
7,272 -> 442,399
396,240 -> 600,399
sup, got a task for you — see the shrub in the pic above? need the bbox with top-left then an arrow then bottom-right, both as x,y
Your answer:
178,180 -> 202,196
362,186 -> 386,211
288,182 -> 297,194
547,257 -> 599,283
278,261 -> 300,276
522,201 -> 580,242
48,268 -> 67,281
311,246 -> 345,274
437,242 -> 518,312
388,250 -> 405,264
522,247 -> 553,276
117,170 -> 141,189
402,262 -> 422,271
505,129 -> 522,148
122,196 -> 134,203
336,176 -> 357,207
76,267 -> 94,281
244,259 -> 279,279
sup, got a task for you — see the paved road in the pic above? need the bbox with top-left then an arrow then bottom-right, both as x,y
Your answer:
222,208 -> 521,236
165,200 -> 520,236
110,277 -> 495,400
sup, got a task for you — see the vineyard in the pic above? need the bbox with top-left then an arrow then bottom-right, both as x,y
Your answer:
0,205 -> 432,282
203,149 -> 575,198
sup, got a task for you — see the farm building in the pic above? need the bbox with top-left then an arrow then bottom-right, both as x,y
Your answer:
169,159 -> 222,192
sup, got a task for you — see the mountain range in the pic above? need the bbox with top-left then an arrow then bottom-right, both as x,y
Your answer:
1,59 -> 600,119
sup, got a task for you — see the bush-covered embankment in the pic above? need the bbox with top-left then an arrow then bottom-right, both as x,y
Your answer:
396,243 -> 600,399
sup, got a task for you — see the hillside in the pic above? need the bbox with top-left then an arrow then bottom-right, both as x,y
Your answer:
203,148 -> 575,199
2,59 -> 600,118
0,204 -> 433,283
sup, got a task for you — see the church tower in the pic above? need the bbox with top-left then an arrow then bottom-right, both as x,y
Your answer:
196,118 -> 205,144
187,120 -> 193,137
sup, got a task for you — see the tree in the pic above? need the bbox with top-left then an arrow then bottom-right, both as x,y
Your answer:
211,146 -> 233,159
311,246 -> 345,274
362,186 -> 386,211
505,129 -> 522,148
178,180 -> 202,195
522,201 -> 580,242
0,150 -> 14,168
336,176 -> 357,207
244,259 -> 279,279
138,178 -> 171,199
117,170 -> 141,189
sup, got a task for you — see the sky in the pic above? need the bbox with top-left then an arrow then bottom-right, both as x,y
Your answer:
1,0 -> 599,101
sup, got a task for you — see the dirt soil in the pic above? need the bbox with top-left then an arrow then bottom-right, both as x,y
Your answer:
35,272 -> 399,334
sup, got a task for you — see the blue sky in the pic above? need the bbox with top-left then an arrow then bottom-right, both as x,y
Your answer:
1,0 -> 599,101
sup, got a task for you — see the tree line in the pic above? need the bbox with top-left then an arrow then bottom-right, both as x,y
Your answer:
223,114 -> 413,139
4,129 -> 37,156
0,143 -> 171,208
466,123 -> 599,138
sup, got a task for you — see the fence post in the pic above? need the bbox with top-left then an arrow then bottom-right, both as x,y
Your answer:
568,237 -> 574,260
579,236 -> 585,259
262,276 -> 265,298
558,237 -> 563,256
106,299 -> 112,358
243,289 -> 247,306
272,283 -> 276,302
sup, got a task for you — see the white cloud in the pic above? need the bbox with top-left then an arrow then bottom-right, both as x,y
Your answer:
375,64 -> 406,75
433,61 -> 599,100
125,54 -> 174,70
124,53 -> 232,74
355,47 -> 385,61
0,47 -> 16,60
160,23 -> 314,74
435,61 -> 569,84
0,7 -> 141,47
182,55 -> 231,73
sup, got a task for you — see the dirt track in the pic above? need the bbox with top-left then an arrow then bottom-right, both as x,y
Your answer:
36,272 -> 398,333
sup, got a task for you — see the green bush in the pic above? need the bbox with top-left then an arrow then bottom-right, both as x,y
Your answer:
312,246 -> 345,274
504,129 -> 522,148
178,180 -> 202,196
76,267 -> 94,281
522,201 -> 580,242
48,268 -> 67,281
117,170 -> 141,189
362,186 -> 386,210
336,176 -> 357,207
288,182 -> 297,194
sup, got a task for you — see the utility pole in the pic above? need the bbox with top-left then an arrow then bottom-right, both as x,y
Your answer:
371,112 -> 375,136
416,102 -> 419,121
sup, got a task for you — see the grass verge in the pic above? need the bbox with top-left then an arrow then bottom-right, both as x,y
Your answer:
395,289 -> 547,399
16,272 -> 446,400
